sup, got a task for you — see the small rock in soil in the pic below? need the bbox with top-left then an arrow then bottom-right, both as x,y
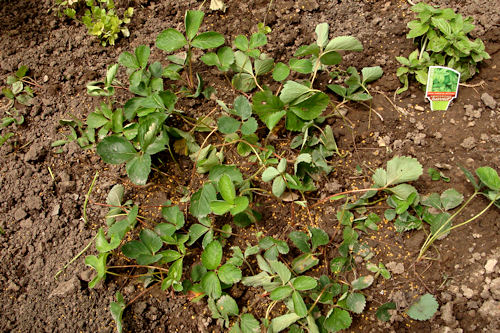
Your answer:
479,299 -> 500,319
78,269 -> 93,282
481,92 -> 497,109
24,141 -> 47,162
434,132 -> 443,139
414,105 -> 425,112
490,278 -> 500,300
25,195 -> 42,211
6,280 -> 20,292
461,285 -> 474,298
441,302 -> 455,325
485,259 -> 497,274
464,105 -> 482,118
49,277 -> 79,298
460,137 -> 476,150
14,208 -> 27,221
386,261 -> 404,275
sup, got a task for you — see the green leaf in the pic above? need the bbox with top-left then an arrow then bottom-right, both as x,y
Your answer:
234,35 -> 249,51
138,113 -> 167,151
240,313 -> 260,333
315,22 -> 329,48
324,308 -> 352,332
126,154 -> 151,185
320,51 -> 342,65
241,118 -> 258,135
85,253 -> 109,288
406,294 -> 439,321
280,81 -> 311,105
190,183 -> 217,218
270,313 -> 301,333
218,47 -> 235,69
294,153 -> 312,174
192,32 -> 225,49
162,205 -> 185,229
232,73 -> 256,92
217,295 -> 239,317
255,57 -> 274,76
476,166 -> 500,191
272,176 -> 286,197
440,188 -> 463,210
407,20 -> 429,38
140,229 -> 162,254
325,36 -> 363,52
361,66 -> 383,84
135,45 -> 150,68
233,95 -> 252,120
346,293 -> 366,314
262,167 -> 280,182
292,276 -> 317,291
230,196 -> 249,215
373,156 -> 423,187
431,17 -> 452,36
269,260 -> 291,284
289,92 -> 329,121
97,136 -> 136,164
376,302 -> 396,322
110,291 -> 126,333
292,291 -> 308,317
106,184 -> 124,207
351,275 -> 374,290
460,165 -> 480,190
201,271 -> 222,299
156,28 -> 187,52
270,285 -> 293,300
87,112 -> 109,129
218,116 -> 240,134
209,200 -> 232,217
289,231 -> 311,253
202,240 -> 223,270
96,228 -> 120,253
252,90 -> 286,130
219,174 -> 236,204
249,32 -> 267,49
289,58 -> 313,74
218,263 -> 242,284
273,62 -> 290,82
292,253 -> 319,274
310,228 -> 329,250
118,51 -> 139,69
185,10 -> 204,41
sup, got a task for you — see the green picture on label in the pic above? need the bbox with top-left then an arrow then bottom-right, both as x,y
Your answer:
425,66 -> 460,111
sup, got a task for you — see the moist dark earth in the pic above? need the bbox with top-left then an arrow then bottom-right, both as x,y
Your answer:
1,0 -> 499,332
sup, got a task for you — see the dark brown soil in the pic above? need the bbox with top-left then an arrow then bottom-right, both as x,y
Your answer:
1,0 -> 499,332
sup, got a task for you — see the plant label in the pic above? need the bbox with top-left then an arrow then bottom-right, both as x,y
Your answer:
425,66 -> 460,111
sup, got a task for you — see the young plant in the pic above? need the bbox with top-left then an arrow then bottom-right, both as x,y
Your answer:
61,0 -> 133,46
1,65 -> 34,109
418,166 -> 500,260
327,66 -> 383,102
396,3 -> 490,93
156,10 -> 225,90
288,227 -> 329,273
0,110 -> 24,146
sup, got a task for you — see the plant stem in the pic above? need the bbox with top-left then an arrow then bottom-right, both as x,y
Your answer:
417,191 -> 480,260
306,283 -> 332,316
419,36 -> 428,61
54,234 -> 98,279
310,187 -> 384,209
83,171 -> 99,224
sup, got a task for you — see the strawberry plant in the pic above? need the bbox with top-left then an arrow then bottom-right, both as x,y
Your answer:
156,10 -> 225,91
396,2 -> 490,93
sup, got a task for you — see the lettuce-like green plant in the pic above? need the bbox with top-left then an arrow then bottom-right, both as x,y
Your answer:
396,3 -> 490,93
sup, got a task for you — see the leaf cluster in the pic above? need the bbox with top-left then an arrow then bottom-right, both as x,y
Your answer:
396,3 -> 490,93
